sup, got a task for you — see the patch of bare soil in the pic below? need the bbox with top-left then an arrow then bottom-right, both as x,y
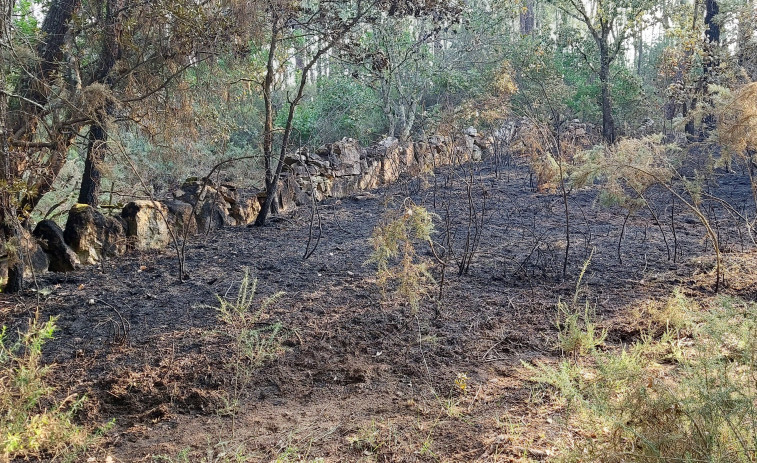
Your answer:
3,154 -> 757,462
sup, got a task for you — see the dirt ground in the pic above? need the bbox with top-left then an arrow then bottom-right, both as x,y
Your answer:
3,153 -> 757,462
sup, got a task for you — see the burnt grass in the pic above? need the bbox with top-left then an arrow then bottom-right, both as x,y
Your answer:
3,153 -> 757,461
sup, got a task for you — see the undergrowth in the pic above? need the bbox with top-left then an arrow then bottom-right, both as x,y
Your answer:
529,290 -> 757,462
215,268 -> 285,417
368,198 -> 436,312
1,312 -> 93,461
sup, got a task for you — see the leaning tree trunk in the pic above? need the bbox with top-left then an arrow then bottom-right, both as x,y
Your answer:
11,0 -> 81,217
12,0 -> 80,135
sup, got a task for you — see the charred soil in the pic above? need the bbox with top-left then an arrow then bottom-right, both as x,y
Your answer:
3,154 -> 757,462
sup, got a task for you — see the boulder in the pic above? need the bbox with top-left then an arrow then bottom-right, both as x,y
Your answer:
380,151 -> 402,184
329,138 -> 363,177
330,176 -> 359,198
218,184 -> 239,205
299,175 -> 333,202
121,200 -> 171,250
358,161 -> 381,190
164,199 -> 197,236
196,197 -> 236,231
19,227 -> 50,278
65,204 -> 127,264
33,220 -> 79,272
173,179 -> 240,231
230,195 -> 262,225
0,229 -> 43,284
277,172 -> 307,209
174,180 -> 210,204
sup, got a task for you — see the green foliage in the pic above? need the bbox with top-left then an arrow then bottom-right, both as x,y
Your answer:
556,300 -> 607,358
215,268 -> 285,415
216,269 -> 285,367
531,292 -> 757,463
0,313 -> 92,460
12,0 -> 38,39
368,199 -> 436,312
508,34 -> 575,123
281,76 -> 384,147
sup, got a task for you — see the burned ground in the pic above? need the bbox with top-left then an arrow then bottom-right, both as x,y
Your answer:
2,155 -> 756,462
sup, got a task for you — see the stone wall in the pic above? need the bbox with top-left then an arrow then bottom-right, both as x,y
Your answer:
4,132 -> 492,280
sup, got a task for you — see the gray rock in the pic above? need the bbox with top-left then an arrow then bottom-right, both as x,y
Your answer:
164,199 -> 197,236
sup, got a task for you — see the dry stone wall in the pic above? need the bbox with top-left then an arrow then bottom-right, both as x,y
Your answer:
6,132 -> 492,278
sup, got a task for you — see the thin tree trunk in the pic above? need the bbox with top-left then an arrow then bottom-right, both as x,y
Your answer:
261,19 -> 278,203
256,44 -> 334,226
635,25 -> 643,76
599,44 -> 616,144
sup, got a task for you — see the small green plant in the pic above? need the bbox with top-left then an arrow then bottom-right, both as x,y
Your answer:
215,268 -> 285,417
555,300 -> 607,358
555,249 -> 606,357
272,445 -> 325,463
368,198 -> 436,312
1,312 -> 92,460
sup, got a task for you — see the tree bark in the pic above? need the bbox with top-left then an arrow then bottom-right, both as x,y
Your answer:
704,0 -> 720,45
12,0 -> 80,136
1,0 -> 23,293
519,0 -> 535,35
77,0 -> 123,206
9,0 -> 80,219
78,124 -> 107,206
256,42 -> 335,226
635,25 -> 643,75
599,43 -> 616,144
258,18 -> 279,224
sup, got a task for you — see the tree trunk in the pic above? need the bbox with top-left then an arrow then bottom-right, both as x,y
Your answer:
256,40 -> 334,226
599,44 -> 616,144
256,20 -> 279,226
12,0 -> 80,135
635,25 -> 643,75
76,0 -> 122,207
704,0 -> 720,44
78,124 -> 106,206
1,0 -> 23,293
519,0 -> 535,35
10,0 -> 80,218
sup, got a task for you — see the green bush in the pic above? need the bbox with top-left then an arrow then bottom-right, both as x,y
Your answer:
281,76 -> 385,148
530,292 -> 757,463
1,313 -> 91,460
